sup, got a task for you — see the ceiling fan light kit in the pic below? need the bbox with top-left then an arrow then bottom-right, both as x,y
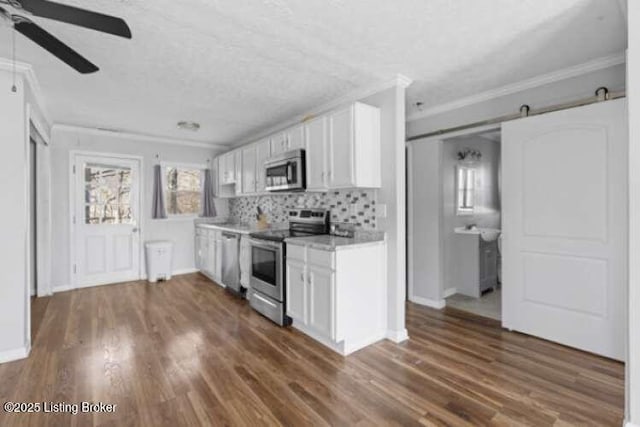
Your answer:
0,0 -> 132,74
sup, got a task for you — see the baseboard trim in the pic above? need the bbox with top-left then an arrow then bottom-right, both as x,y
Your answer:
409,295 -> 446,309
53,284 -> 73,293
443,287 -> 457,298
172,268 -> 199,276
386,329 -> 409,343
0,343 -> 31,364
625,421 -> 640,427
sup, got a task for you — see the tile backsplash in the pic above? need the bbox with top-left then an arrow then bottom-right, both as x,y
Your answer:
228,190 -> 377,230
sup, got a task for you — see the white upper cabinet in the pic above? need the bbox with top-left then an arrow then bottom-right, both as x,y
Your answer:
255,138 -> 271,193
305,102 -> 381,191
287,124 -> 305,151
218,152 -> 236,185
305,116 -> 328,191
216,101 -> 380,196
328,106 -> 354,188
234,149 -> 243,196
270,132 -> 288,156
242,144 -> 257,194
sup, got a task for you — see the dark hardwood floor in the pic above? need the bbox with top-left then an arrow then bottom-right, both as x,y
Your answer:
0,273 -> 624,426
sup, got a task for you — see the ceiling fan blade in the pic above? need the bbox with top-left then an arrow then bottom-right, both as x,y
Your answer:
18,0 -> 131,39
14,20 -> 99,74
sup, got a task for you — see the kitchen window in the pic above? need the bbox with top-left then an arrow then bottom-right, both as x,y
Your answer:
456,166 -> 475,215
164,165 -> 203,216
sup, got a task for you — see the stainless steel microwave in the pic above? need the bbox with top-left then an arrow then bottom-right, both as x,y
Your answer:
264,149 -> 306,192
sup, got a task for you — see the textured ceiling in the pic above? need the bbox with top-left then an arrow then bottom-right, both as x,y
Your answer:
0,0 -> 626,146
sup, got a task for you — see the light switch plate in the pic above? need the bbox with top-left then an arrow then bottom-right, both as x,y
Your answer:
377,203 -> 387,218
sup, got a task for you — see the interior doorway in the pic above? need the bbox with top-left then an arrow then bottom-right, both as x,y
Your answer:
441,129 -> 502,321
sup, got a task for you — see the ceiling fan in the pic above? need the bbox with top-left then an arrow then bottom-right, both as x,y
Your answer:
0,0 -> 131,74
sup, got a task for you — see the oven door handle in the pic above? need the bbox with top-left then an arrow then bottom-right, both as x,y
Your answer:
253,292 -> 278,308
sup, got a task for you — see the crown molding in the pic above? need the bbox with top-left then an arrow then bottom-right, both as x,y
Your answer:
233,74 -> 413,147
51,124 -> 229,150
0,57 -> 52,126
406,52 -> 626,122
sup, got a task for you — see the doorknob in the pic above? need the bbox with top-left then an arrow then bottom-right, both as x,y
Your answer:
132,227 -> 139,233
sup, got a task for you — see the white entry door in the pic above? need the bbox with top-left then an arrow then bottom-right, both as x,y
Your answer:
502,99 -> 627,360
73,154 -> 142,288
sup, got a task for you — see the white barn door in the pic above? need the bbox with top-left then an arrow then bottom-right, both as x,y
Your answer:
502,99 -> 627,360
73,154 -> 142,288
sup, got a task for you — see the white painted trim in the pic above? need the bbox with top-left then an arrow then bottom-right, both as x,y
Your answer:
443,287 -> 457,298
625,422 -> 640,427
407,143 -> 416,311
406,124 -> 501,146
52,124 -> 228,150
409,296 -> 446,309
53,284 -> 74,294
385,329 -> 409,343
234,74 -> 413,147
69,151 -> 145,290
0,343 -> 31,364
406,52 -> 626,122
0,58 -> 51,126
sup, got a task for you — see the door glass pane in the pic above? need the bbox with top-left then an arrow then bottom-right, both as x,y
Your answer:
84,164 -> 133,224
252,246 -> 276,286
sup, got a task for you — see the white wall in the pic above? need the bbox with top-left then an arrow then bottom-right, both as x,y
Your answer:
50,127 -> 228,289
407,140 -> 443,306
360,83 -> 409,341
627,1 -> 639,425
442,136 -> 500,294
407,64 -> 626,139
0,71 -> 30,361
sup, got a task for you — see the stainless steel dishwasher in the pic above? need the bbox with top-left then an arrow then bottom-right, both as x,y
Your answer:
221,232 -> 242,296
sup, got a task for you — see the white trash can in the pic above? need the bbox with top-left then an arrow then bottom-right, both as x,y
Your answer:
145,241 -> 173,283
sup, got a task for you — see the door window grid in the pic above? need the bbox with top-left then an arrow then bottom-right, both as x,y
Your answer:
84,164 -> 133,224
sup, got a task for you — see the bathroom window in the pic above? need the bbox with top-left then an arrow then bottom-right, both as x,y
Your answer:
164,165 -> 203,216
457,166 -> 475,215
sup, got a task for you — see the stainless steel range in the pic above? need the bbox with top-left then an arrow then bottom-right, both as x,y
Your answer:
248,208 -> 329,325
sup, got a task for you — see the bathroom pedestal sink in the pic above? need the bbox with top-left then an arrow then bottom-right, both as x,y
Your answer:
454,227 -> 501,242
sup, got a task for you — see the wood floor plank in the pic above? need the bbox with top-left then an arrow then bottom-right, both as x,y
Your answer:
0,273 -> 625,426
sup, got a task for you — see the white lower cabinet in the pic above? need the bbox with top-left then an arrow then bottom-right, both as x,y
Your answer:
239,235 -> 252,289
285,241 -> 386,355
286,259 -> 307,323
308,265 -> 335,339
196,227 -> 223,285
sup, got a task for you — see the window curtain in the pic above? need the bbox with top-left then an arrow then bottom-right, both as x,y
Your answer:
151,164 -> 167,219
201,168 -> 217,217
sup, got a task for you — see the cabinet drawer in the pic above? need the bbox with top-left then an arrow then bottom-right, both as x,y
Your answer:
287,243 -> 306,262
308,248 -> 334,269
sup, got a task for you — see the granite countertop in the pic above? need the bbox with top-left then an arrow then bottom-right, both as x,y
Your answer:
286,231 -> 386,251
196,221 -> 286,235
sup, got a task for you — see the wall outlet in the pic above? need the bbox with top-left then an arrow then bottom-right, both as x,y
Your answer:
377,203 -> 387,218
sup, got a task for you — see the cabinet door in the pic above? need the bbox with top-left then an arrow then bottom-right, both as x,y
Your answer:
205,237 -> 215,277
225,153 -> 236,184
287,125 -> 305,150
195,235 -> 205,270
234,150 -> 243,195
271,132 -> 288,156
286,260 -> 307,324
217,156 -> 226,186
308,265 -> 334,339
305,116 -> 327,190
242,145 -> 257,194
255,138 -> 271,193
328,106 -> 355,188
